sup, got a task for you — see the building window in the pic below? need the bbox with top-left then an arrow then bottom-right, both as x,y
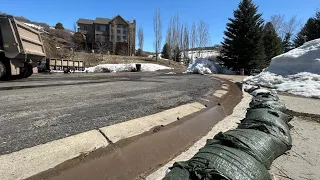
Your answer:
117,25 -> 122,28
100,35 -> 106,42
111,29 -> 113,34
123,30 -> 127,35
80,25 -> 87,31
100,25 -> 106,31
117,36 -> 121,41
117,29 -> 121,34
111,35 -> 114,41
123,36 -> 127,40
95,34 -> 101,42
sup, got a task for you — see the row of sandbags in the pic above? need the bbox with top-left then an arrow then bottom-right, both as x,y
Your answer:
163,89 -> 293,180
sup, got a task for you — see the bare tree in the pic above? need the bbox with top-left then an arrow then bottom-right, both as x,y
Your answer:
112,22 -> 117,55
138,27 -> 144,51
270,14 -> 285,36
190,22 -> 197,61
166,18 -> 173,59
153,9 -> 162,61
182,24 -> 189,63
167,14 -> 181,61
271,14 -> 303,39
95,39 -> 108,61
284,15 -> 303,36
197,21 -> 210,57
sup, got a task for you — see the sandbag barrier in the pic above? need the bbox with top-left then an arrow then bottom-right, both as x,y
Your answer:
163,89 -> 293,180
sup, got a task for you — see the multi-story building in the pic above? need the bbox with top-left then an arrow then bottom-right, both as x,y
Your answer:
77,15 -> 136,56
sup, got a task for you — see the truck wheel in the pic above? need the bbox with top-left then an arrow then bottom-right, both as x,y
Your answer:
18,63 -> 29,79
25,64 -> 33,78
0,61 -> 7,79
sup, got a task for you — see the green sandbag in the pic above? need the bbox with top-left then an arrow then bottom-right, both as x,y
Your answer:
163,167 -> 191,180
246,108 -> 293,123
238,120 -> 292,148
249,100 -> 287,112
214,129 -> 288,169
165,140 -> 271,180
241,114 -> 290,135
251,89 -> 275,97
253,94 -> 280,101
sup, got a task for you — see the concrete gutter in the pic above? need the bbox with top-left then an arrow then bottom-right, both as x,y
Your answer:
99,102 -> 205,143
146,92 -> 252,180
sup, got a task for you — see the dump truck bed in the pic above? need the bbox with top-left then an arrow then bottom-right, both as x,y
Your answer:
0,15 -> 45,61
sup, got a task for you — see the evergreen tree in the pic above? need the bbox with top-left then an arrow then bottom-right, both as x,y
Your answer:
161,43 -> 170,59
173,46 -> 180,61
218,0 -> 266,73
55,22 -> 64,30
262,22 -> 283,67
282,33 -> 294,52
294,11 -> 320,47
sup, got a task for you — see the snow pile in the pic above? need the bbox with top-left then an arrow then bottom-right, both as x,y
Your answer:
266,38 -> 320,75
50,70 -> 86,73
243,72 -> 320,98
24,23 -> 43,30
85,63 -> 171,73
186,58 -> 217,74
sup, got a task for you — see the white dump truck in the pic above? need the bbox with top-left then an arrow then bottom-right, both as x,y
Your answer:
0,15 -> 46,80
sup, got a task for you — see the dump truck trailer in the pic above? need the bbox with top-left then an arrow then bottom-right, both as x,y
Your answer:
38,58 -> 85,72
0,15 -> 46,80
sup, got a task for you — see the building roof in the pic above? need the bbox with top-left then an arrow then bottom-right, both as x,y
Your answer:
95,18 -> 111,24
77,15 -> 131,25
77,18 -> 94,24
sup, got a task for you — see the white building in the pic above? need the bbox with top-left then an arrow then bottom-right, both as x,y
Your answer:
181,50 -> 220,60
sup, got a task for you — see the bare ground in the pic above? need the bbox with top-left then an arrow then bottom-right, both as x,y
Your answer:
270,115 -> 320,180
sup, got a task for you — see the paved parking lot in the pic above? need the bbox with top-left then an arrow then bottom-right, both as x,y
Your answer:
0,73 -> 221,155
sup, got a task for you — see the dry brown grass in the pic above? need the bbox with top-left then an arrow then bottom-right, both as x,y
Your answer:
71,52 -> 185,69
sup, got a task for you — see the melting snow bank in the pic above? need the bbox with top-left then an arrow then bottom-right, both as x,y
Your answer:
85,63 -> 172,73
186,58 -> 217,74
266,38 -> 320,75
243,72 -> 320,98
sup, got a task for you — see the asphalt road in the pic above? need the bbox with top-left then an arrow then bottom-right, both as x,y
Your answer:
0,73 -> 221,155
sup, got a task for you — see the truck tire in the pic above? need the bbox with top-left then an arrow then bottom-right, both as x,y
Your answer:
0,61 -> 7,79
25,63 -> 33,78
17,63 -> 29,79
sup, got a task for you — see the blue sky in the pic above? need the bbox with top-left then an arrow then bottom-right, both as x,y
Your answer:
1,0 -> 319,52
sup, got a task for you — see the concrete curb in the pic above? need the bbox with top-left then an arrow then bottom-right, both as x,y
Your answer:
0,130 -> 108,180
99,102 -> 206,143
0,102 -> 207,180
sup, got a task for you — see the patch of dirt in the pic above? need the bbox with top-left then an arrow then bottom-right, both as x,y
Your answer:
270,116 -> 320,180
